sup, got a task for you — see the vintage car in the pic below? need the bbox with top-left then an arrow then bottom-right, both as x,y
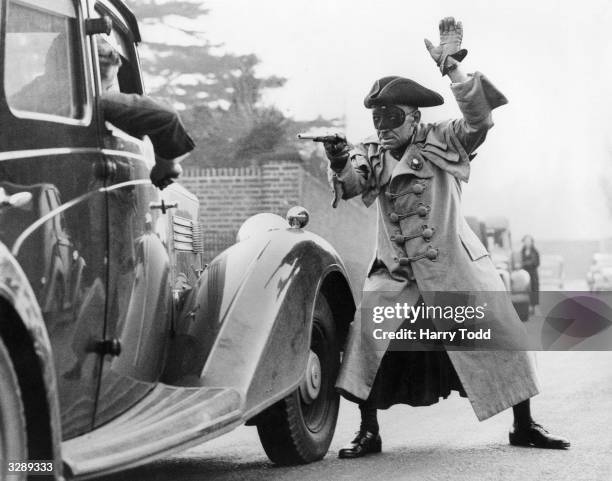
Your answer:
466,216 -> 531,321
586,252 -> 612,291
0,1 -> 356,479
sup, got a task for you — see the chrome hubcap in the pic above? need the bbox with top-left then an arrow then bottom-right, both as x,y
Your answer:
300,350 -> 322,404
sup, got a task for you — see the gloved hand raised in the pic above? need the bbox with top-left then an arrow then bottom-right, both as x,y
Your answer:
424,16 -> 468,76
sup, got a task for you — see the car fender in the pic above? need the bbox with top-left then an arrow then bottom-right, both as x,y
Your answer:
511,268 -> 531,294
0,241 -> 63,478
162,227 -> 355,418
496,268 -> 511,291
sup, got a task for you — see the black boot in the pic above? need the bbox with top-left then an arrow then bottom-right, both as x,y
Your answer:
339,403 -> 382,459
338,430 -> 382,459
509,422 -> 570,449
510,399 -> 570,449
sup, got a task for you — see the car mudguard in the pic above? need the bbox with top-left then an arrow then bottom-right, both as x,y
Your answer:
0,241 -> 63,479
162,227 -> 355,418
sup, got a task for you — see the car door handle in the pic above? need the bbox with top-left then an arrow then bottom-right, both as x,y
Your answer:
149,200 -> 178,214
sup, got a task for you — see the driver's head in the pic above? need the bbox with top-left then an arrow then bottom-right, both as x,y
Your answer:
364,76 -> 443,151
96,37 -> 122,91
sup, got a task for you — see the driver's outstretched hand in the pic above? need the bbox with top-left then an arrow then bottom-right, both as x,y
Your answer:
151,157 -> 182,190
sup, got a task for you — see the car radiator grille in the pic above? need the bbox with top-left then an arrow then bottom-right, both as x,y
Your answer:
172,215 -> 204,254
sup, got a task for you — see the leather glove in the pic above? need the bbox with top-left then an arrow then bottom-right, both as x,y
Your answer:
323,134 -> 350,171
151,157 -> 182,189
424,16 -> 468,76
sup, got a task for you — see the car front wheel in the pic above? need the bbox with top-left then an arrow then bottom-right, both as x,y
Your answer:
256,293 -> 340,465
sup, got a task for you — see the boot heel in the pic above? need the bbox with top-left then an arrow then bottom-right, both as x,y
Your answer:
509,430 -> 529,446
373,438 -> 382,453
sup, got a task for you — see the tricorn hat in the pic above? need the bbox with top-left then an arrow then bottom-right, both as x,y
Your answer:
364,76 -> 444,108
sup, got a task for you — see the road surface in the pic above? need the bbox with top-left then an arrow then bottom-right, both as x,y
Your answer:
99,349 -> 612,481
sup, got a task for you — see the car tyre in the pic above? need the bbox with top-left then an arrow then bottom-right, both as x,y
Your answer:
256,293 -> 339,465
0,337 -> 28,481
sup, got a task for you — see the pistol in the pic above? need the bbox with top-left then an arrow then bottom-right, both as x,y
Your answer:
297,133 -> 344,143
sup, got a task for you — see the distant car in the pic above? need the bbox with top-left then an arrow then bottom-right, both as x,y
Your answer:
540,254 -> 564,290
466,216 -> 531,321
587,253 -> 612,291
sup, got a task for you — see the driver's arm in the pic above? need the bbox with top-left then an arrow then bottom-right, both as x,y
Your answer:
100,92 -> 195,159
100,92 -> 195,189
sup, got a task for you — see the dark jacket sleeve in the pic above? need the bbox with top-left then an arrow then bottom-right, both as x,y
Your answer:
533,249 -> 540,268
100,92 -> 195,159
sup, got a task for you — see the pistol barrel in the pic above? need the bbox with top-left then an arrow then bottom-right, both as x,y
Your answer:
296,133 -> 342,142
296,134 -> 318,140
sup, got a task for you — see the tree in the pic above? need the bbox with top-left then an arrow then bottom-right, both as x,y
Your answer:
125,1 -> 311,167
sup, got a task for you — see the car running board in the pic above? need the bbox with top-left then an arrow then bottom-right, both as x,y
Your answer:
62,384 -> 243,479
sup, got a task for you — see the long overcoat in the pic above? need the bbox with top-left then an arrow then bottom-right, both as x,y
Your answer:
330,72 -> 540,421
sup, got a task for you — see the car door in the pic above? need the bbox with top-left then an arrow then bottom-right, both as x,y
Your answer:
0,0 -> 108,438
91,2 -> 173,427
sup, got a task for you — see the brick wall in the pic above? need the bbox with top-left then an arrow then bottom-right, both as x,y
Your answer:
181,159 -> 377,292
181,166 -> 265,232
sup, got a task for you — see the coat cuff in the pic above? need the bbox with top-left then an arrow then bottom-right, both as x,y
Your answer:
450,72 -> 508,127
327,160 -> 352,208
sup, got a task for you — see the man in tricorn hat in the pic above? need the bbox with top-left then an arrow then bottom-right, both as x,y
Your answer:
323,17 -> 570,458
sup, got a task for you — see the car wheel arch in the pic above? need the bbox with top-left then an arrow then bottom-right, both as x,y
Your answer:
318,269 -> 355,350
0,298 -> 57,469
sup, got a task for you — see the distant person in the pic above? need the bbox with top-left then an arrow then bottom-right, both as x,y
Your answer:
521,235 -> 540,314
96,37 -> 195,189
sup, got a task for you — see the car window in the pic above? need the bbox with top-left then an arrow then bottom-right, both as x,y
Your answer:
4,0 -> 85,120
94,6 -> 142,95
112,28 -> 141,94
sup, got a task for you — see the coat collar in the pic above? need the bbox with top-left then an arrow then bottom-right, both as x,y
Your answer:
389,145 -> 435,187
390,124 -> 435,182
363,127 -> 435,188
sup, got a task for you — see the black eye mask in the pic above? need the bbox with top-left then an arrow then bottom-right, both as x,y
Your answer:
372,105 -> 407,130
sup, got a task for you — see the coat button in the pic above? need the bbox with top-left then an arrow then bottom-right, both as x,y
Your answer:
417,205 -> 428,217
422,227 -> 434,240
398,257 -> 410,266
389,213 -> 399,223
426,248 -> 438,260
412,183 -> 425,194
410,158 -> 422,170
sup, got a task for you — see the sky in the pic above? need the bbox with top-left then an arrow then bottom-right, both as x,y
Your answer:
142,0 -> 612,241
